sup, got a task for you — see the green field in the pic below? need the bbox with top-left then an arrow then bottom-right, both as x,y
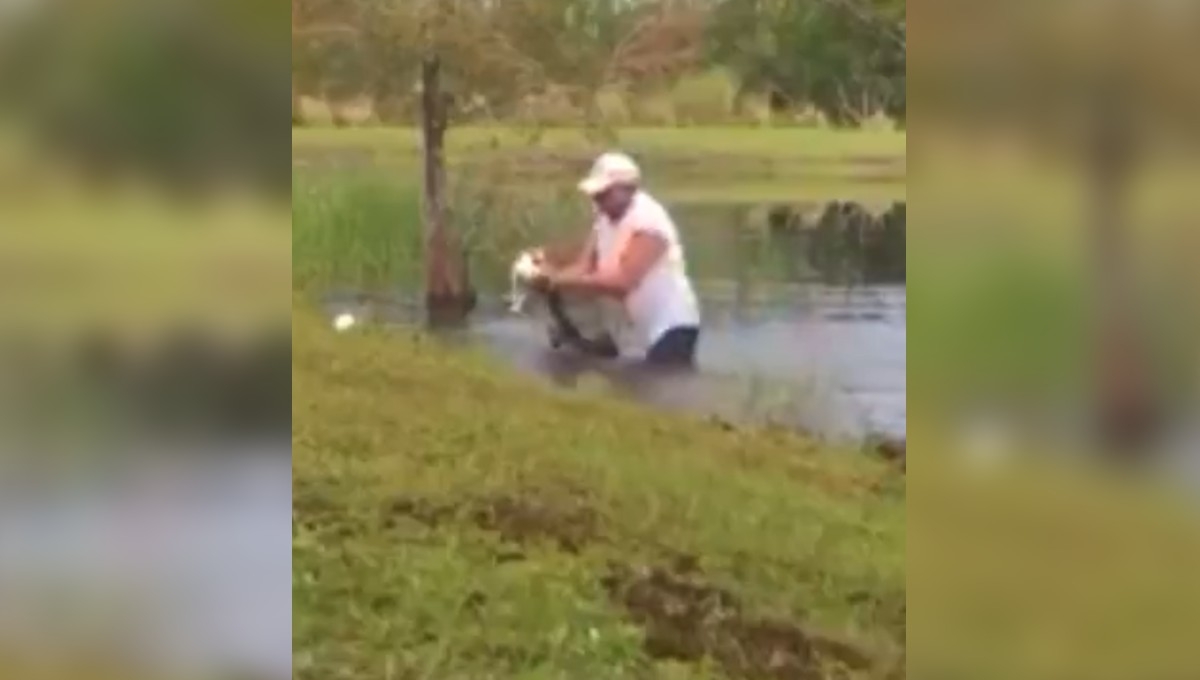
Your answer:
292,125 -> 907,160
1,182 -> 290,338
292,126 -> 906,202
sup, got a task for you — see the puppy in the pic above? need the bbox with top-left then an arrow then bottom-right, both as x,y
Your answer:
507,247 -> 545,314
506,247 -> 621,357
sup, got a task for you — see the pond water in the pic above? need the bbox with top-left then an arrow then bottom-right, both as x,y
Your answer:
471,284 -> 905,440
328,200 -> 907,442
0,446 -> 292,679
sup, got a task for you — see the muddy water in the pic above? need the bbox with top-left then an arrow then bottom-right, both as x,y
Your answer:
329,200 -> 906,442
470,284 -> 905,440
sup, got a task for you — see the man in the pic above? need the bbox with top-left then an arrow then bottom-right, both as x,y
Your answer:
534,151 -> 702,367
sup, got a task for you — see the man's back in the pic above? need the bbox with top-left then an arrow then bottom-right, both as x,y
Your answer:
591,190 -> 700,350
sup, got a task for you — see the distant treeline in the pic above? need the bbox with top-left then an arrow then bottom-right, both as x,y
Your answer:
292,0 -> 905,128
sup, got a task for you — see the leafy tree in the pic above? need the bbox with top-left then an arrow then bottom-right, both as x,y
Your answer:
2,0 -> 291,196
706,0 -> 904,125
289,0 -> 907,126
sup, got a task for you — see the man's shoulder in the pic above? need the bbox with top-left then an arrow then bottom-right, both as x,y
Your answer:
631,191 -> 674,227
634,189 -> 667,212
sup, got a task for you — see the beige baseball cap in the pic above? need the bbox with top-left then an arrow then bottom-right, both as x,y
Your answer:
578,151 -> 641,196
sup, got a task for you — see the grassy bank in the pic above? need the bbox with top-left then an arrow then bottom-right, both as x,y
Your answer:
292,305 -> 906,679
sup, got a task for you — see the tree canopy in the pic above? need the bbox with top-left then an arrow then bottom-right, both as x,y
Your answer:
292,0 -> 908,126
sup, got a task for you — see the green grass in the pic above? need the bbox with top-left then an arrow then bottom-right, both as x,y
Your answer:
1,184 -> 290,337
292,304 -> 906,679
292,125 -> 906,161
908,448 -> 1200,680
292,171 -> 425,292
292,170 -> 591,294
292,125 -> 906,206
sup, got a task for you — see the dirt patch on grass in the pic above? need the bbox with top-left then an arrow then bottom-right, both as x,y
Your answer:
384,496 -> 457,528
868,437 -> 906,474
383,493 -> 599,554
470,495 -> 599,554
294,484 -> 364,538
602,562 -> 877,679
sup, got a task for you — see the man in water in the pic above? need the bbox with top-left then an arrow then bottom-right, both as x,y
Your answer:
534,151 -> 702,367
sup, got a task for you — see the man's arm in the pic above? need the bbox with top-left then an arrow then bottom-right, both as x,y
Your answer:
549,231 -> 666,299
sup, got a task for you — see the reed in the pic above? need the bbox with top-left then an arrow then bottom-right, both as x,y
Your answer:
292,166 -> 590,294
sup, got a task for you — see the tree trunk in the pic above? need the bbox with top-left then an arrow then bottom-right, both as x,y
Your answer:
1088,88 -> 1157,458
292,76 -> 303,126
420,54 -> 475,325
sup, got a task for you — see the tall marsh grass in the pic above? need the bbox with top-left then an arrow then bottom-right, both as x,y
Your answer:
292,171 -> 425,292
292,165 -> 590,294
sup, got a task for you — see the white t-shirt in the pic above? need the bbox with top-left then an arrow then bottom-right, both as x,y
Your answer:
592,190 -> 701,349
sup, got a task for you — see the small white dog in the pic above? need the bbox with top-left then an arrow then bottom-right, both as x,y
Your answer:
507,247 -> 545,314
506,247 -> 622,356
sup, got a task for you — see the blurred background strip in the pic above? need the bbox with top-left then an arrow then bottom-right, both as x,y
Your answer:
0,1 -> 291,679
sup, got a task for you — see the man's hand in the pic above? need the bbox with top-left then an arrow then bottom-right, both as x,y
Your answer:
529,270 -> 556,293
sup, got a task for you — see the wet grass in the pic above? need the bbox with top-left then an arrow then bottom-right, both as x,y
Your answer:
292,304 -> 906,679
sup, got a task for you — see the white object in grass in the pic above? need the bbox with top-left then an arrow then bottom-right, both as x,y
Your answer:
333,313 -> 357,332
